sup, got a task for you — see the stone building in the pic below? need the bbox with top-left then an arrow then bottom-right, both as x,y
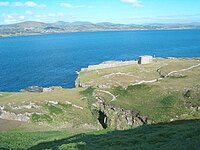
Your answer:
138,55 -> 153,64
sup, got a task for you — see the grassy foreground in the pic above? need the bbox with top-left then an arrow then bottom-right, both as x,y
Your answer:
0,119 -> 200,150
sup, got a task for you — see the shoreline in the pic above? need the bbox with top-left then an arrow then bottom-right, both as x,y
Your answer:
1,28 -> 200,39
0,57 -> 199,93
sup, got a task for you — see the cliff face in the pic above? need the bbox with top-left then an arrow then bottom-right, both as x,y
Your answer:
91,92 -> 149,130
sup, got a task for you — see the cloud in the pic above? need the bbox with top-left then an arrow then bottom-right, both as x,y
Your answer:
24,1 -> 46,8
128,15 -> 155,19
0,1 -> 10,6
32,12 -> 76,23
0,1 -> 46,8
47,13 -> 64,17
25,1 -> 37,7
57,13 -> 64,17
2,13 -> 26,24
126,13 -> 200,23
26,11 -> 34,15
121,0 -> 142,7
13,2 -> 23,7
34,12 -> 69,19
60,3 -> 83,8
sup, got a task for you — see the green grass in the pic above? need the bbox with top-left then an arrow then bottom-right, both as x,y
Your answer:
0,87 -> 97,131
82,58 -> 200,124
94,82 -> 200,123
31,113 -> 53,123
79,87 -> 95,97
160,95 -> 176,107
45,104 -> 64,115
0,131 -> 71,150
77,58 -> 200,88
0,119 -> 199,150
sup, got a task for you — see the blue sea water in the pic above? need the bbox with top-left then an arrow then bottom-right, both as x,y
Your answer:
0,30 -> 200,92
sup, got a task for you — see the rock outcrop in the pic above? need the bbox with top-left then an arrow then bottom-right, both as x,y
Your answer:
20,86 -> 55,93
91,92 -> 150,129
0,106 -> 31,122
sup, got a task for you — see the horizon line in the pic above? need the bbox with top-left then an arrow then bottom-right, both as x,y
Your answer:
1,20 -> 200,26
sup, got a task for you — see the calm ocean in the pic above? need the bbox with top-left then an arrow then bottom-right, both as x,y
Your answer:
0,30 -> 200,92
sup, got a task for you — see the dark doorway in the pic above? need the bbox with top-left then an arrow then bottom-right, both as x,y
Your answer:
98,110 -> 107,129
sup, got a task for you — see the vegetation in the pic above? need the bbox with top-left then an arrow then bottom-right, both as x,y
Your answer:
0,58 -> 200,149
31,113 -> 52,123
45,104 -> 64,115
58,103 -> 72,109
77,58 -> 200,88
0,119 -> 199,150
0,88 -> 96,131
80,58 -> 200,124
79,87 -> 95,97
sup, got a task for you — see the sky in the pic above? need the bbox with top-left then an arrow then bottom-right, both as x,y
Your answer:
0,0 -> 200,25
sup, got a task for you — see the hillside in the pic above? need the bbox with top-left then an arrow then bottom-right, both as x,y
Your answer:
0,119 -> 199,149
0,87 -> 99,132
1,21 -> 200,37
0,58 -> 200,130
76,58 -> 200,128
0,58 -> 200,149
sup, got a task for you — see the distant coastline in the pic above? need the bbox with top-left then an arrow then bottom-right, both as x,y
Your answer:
1,21 -> 200,38
1,28 -> 200,38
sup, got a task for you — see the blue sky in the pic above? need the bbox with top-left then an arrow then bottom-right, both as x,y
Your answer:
0,0 -> 200,24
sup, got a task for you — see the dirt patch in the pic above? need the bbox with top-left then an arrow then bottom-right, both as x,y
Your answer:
0,119 -> 26,131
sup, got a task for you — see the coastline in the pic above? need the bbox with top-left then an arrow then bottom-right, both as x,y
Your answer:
1,57 -> 199,93
1,28 -> 200,92
1,28 -> 199,39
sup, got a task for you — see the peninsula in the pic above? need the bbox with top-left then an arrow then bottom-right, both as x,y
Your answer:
0,57 -> 200,149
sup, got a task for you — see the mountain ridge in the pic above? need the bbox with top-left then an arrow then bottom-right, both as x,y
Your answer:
1,21 -> 200,37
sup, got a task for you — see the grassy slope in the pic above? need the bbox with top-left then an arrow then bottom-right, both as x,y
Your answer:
0,119 -> 199,150
0,58 -> 200,149
79,58 -> 200,123
0,87 -> 97,131
77,58 -> 200,87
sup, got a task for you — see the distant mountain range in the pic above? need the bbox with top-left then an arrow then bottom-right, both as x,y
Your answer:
1,21 -> 200,37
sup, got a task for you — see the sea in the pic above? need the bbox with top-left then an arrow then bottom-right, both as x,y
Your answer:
0,29 -> 200,92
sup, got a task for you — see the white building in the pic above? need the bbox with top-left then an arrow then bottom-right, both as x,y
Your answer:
138,55 -> 153,64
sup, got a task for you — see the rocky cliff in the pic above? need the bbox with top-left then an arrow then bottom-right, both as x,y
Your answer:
91,92 -> 150,129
